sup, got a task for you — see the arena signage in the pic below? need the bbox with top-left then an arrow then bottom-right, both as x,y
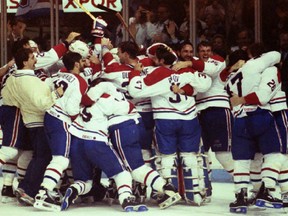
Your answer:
62,0 -> 122,12
6,0 -> 122,13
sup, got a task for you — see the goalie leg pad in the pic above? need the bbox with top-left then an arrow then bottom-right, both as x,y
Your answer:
159,153 -> 178,190
180,152 -> 203,205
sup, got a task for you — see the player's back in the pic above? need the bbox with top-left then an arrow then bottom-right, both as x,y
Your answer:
47,71 -> 87,123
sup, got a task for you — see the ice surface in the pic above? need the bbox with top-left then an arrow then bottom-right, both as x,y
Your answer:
0,177 -> 284,216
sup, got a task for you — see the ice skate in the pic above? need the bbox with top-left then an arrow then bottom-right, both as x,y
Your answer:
61,186 -> 78,211
158,182 -> 182,209
33,187 -> 61,212
282,192 -> 288,213
121,195 -> 148,212
255,183 -> 282,209
201,188 -> 212,203
247,190 -> 266,211
133,182 -> 147,203
105,179 -> 118,205
15,187 -> 34,206
193,191 -> 204,206
229,188 -> 248,214
1,185 -> 16,203
247,190 -> 257,206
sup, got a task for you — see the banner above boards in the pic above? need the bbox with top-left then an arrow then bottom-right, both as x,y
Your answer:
6,0 -> 122,13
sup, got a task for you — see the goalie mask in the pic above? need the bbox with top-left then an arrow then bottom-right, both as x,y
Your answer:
69,40 -> 90,58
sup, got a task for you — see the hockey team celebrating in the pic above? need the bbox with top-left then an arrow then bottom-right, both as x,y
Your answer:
0,15 -> 287,215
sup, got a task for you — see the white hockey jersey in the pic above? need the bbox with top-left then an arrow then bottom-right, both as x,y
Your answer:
83,81 -> 140,127
45,71 -> 88,124
225,52 -> 281,118
128,66 -> 212,120
68,105 -> 109,143
69,84 -> 138,141
194,55 -> 229,111
243,66 -> 287,112
100,50 -> 154,112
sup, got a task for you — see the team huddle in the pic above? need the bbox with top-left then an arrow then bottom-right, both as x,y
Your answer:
0,16 -> 287,214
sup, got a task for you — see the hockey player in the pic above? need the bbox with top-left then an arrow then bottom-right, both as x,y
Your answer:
128,44 -> 212,205
223,45 -> 285,213
61,87 -> 147,212
82,79 -> 182,209
194,41 -> 234,178
171,41 -> 234,202
232,65 -> 288,210
33,51 -> 94,211
99,39 -> 156,201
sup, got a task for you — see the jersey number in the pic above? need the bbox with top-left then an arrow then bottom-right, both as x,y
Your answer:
227,72 -> 243,97
53,80 -> 68,92
81,107 -> 92,122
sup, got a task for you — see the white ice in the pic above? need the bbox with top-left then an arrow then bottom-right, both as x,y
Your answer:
0,177 -> 284,216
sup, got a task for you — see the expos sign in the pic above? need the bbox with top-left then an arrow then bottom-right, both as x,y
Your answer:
62,0 -> 122,12
6,0 -> 122,13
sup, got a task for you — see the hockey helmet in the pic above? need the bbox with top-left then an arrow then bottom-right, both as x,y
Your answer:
69,40 -> 90,58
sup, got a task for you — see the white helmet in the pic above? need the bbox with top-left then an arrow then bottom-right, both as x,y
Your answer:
69,40 -> 90,58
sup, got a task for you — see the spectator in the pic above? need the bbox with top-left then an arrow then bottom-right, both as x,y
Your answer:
128,4 -> 156,48
151,2 -> 180,48
7,18 -> 27,60
225,0 -> 245,44
230,27 -> 253,52
212,34 -> 228,59
179,0 -> 190,41
204,0 -> 225,24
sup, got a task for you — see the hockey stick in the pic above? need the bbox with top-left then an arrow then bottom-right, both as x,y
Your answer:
95,4 -> 139,49
73,0 -> 96,21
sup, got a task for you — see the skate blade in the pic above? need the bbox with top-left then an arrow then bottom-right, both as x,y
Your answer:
34,200 -> 61,212
230,206 -> 247,214
123,204 -> 148,212
61,188 -> 75,211
248,204 -> 266,211
255,199 -> 283,209
15,190 -> 34,206
202,196 -> 211,203
159,193 -> 182,209
135,204 -> 148,212
124,206 -> 134,212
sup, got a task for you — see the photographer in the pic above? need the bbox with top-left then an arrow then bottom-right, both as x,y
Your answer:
128,4 -> 156,49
